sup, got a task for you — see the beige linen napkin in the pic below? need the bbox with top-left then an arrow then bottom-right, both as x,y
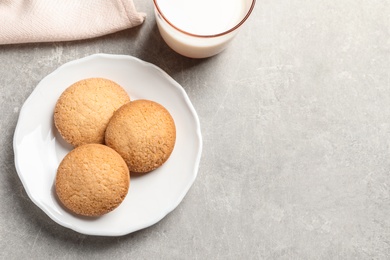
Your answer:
0,0 -> 146,44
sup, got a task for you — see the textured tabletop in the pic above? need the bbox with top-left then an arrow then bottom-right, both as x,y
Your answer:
1,0 -> 389,259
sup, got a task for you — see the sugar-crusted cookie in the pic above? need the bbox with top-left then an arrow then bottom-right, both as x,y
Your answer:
55,144 -> 130,217
54,78 -> 130,147
105,99 -> 176,173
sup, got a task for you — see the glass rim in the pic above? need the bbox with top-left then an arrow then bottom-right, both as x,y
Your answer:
153,0 -> 256,38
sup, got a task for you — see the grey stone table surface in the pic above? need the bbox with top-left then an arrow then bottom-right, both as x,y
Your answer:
1,0 -> 389,259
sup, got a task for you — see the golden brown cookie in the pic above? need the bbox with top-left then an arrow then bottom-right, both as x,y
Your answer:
105,99 -> 176,173
54,78 -> 130,147
55,144 -> 130,217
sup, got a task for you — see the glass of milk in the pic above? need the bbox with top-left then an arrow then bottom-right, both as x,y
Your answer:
153,0 -> 256,58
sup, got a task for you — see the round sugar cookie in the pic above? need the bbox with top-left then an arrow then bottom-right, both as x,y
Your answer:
105,99 -> 176,173
54,78 -> 130,147
55,144 -> 130,217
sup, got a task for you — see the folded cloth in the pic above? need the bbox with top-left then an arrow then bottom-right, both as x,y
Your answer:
0,0 -> 146,45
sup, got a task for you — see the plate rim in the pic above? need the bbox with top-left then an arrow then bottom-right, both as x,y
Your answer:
13,53 -> 203,236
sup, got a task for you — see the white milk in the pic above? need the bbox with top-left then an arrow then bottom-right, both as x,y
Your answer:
154,0 -> 253,58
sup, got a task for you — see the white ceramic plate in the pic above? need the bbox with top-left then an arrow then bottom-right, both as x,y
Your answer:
13,54 -> 202,236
